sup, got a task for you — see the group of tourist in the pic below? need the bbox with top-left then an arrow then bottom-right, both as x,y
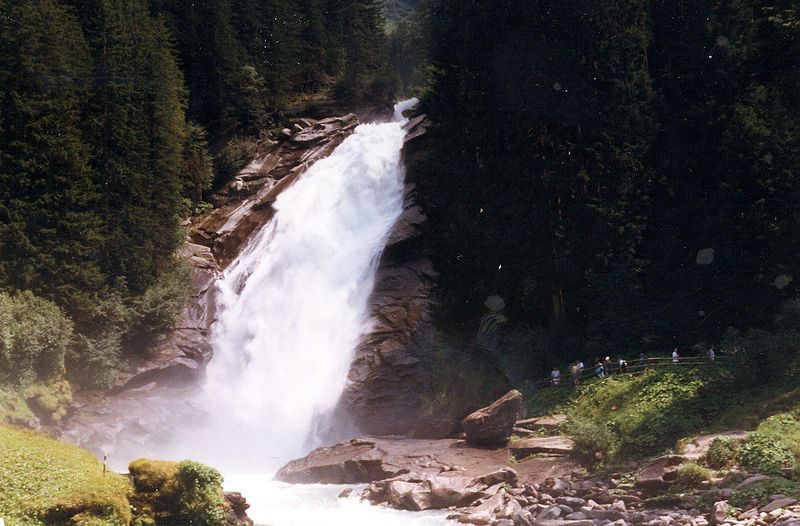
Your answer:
549,345 -> 718,386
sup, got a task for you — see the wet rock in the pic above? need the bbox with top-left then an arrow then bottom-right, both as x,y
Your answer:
275,435 -> 516,485
461,390 -> 524,446
224,491 -> 254,526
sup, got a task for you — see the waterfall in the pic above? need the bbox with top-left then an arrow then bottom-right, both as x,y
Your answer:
178,100 -> 417,473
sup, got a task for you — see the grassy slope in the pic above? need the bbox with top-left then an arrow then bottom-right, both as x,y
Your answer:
0,426 -> 131,526
527,367 -> 800,463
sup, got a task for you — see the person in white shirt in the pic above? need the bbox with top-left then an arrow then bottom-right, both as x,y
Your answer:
707,346 -> 716,362
672,348 -> 680,364
551,367 -> 561,386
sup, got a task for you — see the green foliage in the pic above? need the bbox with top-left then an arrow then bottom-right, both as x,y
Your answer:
0,291 -> 73,388
675,463 -> 712,488
125,263 -> 190,355
564,416 -> 619,465
569,370 -> 715,459
0,389 -> 38,428
730,477 -> 800,508
24,380 -> 73,423
212,137 -> 258,190
174,461 -> 227,526
756,414 -> 800,462
183,122 -> 215,209
129,458 -> 226,526
0,425 -> 132,526
703,437 -> 740,470
738,433 -> 796,471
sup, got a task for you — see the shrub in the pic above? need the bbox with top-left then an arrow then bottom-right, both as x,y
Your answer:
125,262 -> 189,355
213,137 -> 257,189
175,461 -> 227,526
68,333 -> 123,390
738,433 -> 795,471
25,380 -> 73,423
676,462 -> 712,488
129,458 -> 227,526
0,290 -> 73,387
564,416 -> 619,464
757,413 -> 800,462
703,437 -> 741,469
730,477 -> 800,508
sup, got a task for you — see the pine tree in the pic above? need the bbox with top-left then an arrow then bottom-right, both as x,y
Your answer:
0,0 -> 106,317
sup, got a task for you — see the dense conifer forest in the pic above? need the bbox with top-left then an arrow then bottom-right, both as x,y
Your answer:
0,0 -> 392,389
0,0 -> 797,392
414,0 -> 800,380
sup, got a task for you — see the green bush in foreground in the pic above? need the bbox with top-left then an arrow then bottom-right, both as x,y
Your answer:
676,462 -> 712,488
703,437 -> 741,469
738,433 -> 796,471
564,417 -> 619,465
129,458 -> 227,526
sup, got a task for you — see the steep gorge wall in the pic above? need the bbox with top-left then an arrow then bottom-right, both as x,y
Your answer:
340,110 -> 439,436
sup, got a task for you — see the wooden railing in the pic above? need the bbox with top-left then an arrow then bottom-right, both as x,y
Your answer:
533,355 -> 731,389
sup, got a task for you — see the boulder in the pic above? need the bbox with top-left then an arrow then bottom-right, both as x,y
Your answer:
224,491 -> 253,526
761,498 -> 798,514
275,435 -> 514,485
517,415 -> 568,432
635,455 -> 684,490
712,501 -> 729,525
511,436 -> 575,456
461,390 -> 524,446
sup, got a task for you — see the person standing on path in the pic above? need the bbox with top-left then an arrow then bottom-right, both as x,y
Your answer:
672,347 -> 680,364
707,345 -> 716,362
551,366 -> 561,386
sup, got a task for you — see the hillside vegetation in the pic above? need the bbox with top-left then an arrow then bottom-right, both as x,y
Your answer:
0,425 -> 236,526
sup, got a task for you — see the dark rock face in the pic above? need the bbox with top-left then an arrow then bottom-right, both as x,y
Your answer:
192,113 -> 358,268
339,110 -> 437,436
461,390 -> 524,446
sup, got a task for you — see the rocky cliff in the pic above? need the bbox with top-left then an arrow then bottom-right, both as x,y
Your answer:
337,108 -> 437,436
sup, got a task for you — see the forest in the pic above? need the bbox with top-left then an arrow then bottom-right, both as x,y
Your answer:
0,0 -> 392,390
413,0 -> 800,381
0,0 -> 798,392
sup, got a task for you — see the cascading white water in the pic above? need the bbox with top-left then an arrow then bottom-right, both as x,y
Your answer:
178,99 -> 417,474
150,100 -> 452,525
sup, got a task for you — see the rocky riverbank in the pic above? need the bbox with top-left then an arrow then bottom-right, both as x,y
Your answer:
275,391 -> 800,526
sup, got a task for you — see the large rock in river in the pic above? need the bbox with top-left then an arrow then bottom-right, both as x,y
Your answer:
461,390 -> 524,446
